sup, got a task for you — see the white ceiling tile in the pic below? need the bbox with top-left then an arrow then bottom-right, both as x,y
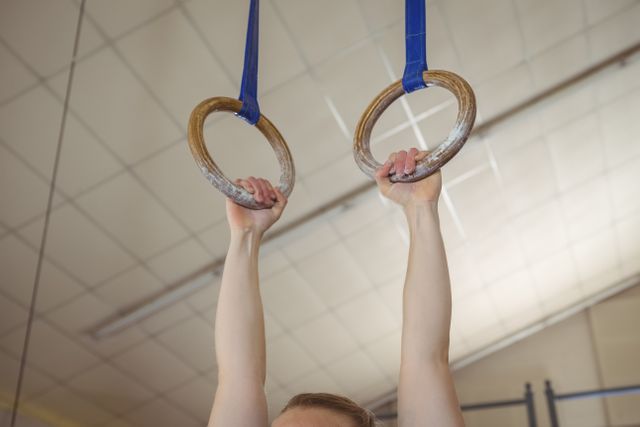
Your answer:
599,90 -> 640,168
588,3 -> 640,63
76,172 -> 189,259
79,326 -> 148,360
560,175 -> 613,241
462,322 -> 508,351
292,314 -> 358,365
267,387 -> 293,421
514,0 -> 584,57
547,113 -> 605,191
537,84 -> 597,133
376,276 -> 404,324
278,220 -> 340,263
440,0 -> 524,83
0,0 -> 104,77
303,152 -> 370,206
0,86 -> 122,198
117,9 -> 236,123
261,74 -> 351,176
146,238 -> 211,285
265,311 -> 285,341
0,86 -> 60,175
594,60 -> 640,106
0,144 -> 51,227
474,64 -> 535,119
18,204 -> 136,286
344,216 -> 409,286
584,0 -> 638,25
364,329 -> 402,382
315,42 -> 405,136
447,244 -> 485,300
436,137 -> 491,186
46,293 -> 114,334
285,369 -> 346,397
259,249 -> 291,279
615,215 -> 640,266
580,264 -> 627,297
273,0 -> 368,65
334,290 -> 398,345
156,316 -> 215,372
25,386 -> 114,426
184,278 -> 220,313
0,350 -> 55,400
261,268 -> 327,326
112,339 -> 197,392
572,228 -> 619,283
1,320 -> 99,381
358,0 -> 403,33
0,236 -> 84,313
446,168 -> 509,240
296,244 -> 371,308
608,156 -> 640,220
328,191 -> 388,237
0,42 -> 37,103
136,143 -> 228,234
486,269 -> 542,323
267,334 -> 319,384
198,220 -> 231,258
139,301 -> 194,335
529,34 -> 590,92
0,292 -> 27,335
126,397 -> 201,427
185,0 -> 305,93
530,249 -> 581,309
67,363 -> 154,414
495,138 -> 557,215
94,266 -> 164,311
165,376 -> 216,424
487,113 -> 543,156
87,0 -> 175,39
48,48 -> 183,164
452,291 -> 502,337
470,228 -> 526,283
325,351 -> 388,395
511,200 -> 568,262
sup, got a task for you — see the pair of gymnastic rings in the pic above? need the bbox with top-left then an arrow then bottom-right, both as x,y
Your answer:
188,0 -> 476,209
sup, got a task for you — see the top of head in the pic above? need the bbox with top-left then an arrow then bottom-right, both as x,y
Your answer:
272,393 -> 376,427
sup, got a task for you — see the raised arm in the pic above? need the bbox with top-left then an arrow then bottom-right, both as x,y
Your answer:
209,178 -> 286,427
376,149 -> 464,427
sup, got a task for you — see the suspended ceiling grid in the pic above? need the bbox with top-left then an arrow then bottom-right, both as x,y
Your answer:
1,0 -> 640,426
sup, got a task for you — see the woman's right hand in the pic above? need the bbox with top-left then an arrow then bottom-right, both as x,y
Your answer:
226,177 -> 287,236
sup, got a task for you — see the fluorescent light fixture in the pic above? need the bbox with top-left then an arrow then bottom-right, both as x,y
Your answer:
91,270 -> 218,339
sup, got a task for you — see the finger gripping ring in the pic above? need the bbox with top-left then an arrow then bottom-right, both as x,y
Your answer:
187,97 -> 295,209
354,70 -> 476,183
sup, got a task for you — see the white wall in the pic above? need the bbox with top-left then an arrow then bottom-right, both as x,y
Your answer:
373,284 -> 640,427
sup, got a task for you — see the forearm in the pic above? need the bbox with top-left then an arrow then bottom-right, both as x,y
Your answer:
215,229 -> 266,383
401,202 -> 452,365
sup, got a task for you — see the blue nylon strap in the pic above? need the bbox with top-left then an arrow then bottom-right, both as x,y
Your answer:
238,0 -> 260,125
402,0 -> 428,93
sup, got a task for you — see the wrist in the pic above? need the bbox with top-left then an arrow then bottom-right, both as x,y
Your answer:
403,201 -> 439,231
229,227 -> 264,247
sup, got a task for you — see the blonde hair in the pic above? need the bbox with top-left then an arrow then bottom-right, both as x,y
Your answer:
281,392 -> 377,427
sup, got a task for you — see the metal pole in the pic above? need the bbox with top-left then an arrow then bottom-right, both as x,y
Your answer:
545,380 -> 560,427
524,382 -> 537,427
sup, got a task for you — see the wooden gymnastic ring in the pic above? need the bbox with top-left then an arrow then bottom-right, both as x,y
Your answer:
354,70 -> 476,182
188,97 -> 295,210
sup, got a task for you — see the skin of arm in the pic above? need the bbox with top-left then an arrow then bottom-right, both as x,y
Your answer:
208,177 -> 285,427
376,148 -> 465,427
